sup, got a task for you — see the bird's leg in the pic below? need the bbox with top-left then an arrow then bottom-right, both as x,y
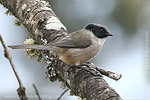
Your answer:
74,63 -> 102,76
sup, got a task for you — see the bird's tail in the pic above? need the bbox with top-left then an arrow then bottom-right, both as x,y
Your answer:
8,44 -> 53,51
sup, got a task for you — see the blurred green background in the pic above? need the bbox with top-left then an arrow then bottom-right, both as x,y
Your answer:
0,0 -> 150,99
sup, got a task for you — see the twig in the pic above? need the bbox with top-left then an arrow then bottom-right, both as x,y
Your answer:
88,62 -> 122,81
96,67 -> 122,81
57,89 -> 69,100
0,34 -> 28,100
0,34 -> 23,86
33,84 -> 41,100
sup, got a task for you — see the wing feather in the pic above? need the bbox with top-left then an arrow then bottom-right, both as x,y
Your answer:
52,30 -> 92,48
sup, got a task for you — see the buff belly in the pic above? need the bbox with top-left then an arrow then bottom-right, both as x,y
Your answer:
59,44 -> 100,65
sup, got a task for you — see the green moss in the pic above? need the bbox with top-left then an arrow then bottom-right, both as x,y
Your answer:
77,97 -> 86,100
24,38 -> 35,45
14,19 -> 21,26
34,29 -> 39,35
70,90 -> 75,96
5,10 -> 12,15
24,38 -> 43,62
60,82 -> 67,89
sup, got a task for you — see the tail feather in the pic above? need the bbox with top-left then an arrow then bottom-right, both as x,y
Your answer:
8,44 -> 52,50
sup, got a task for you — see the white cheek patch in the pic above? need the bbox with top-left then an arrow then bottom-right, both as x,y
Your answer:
97,38 -> 106,48
45,16 -> 67,30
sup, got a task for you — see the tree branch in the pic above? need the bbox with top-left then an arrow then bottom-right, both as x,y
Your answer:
33,84 -> 41,100
0,34 -> 28,100
0,0 -> 123,99
87,62 -> 122,81
57,88 -> 69,100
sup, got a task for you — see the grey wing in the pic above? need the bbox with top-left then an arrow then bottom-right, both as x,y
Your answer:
52,31 -> 92,48
52,38 -> 77,48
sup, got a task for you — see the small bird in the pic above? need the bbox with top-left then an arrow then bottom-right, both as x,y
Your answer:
8,23 -> 113,65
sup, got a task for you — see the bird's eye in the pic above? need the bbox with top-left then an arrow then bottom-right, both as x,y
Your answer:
100,27 -> 107,33
100,27 -> 104,31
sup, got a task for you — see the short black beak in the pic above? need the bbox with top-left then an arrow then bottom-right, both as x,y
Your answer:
107,33 -> 113,36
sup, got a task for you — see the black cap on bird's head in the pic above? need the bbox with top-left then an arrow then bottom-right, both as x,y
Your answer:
85,23 -> 113,38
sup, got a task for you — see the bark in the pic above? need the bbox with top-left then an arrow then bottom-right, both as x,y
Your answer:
0,0 -> 123,100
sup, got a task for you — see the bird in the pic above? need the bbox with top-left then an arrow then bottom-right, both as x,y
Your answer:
8,23 -> 113,66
